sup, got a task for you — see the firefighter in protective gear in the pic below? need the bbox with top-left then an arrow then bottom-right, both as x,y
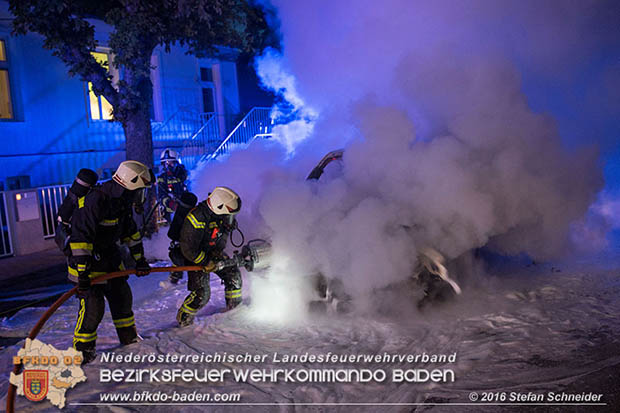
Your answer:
157,148 -> 188,223
69,160 -> 153,364
176,187 -> 243,327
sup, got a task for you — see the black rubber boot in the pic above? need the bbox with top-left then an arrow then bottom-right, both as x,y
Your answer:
225,296 -> 242,310
75,341 -> 97,365
176,288 -> 206,327
117,325 -> 140,345
176,309 -> 195,327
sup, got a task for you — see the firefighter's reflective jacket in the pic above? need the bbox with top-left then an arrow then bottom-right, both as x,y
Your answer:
157,164 -> 188,205
179,201 -> 235,265
68,180 -> 144,281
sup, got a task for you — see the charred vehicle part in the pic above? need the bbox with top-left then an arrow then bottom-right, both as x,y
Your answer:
306,150 -> 462,312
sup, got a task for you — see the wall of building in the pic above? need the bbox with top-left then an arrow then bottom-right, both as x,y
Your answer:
0,2 -> 240,188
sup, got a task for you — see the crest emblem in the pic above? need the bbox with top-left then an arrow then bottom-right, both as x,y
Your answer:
23,370 -> 48,402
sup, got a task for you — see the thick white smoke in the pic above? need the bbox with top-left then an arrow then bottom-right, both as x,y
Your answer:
191,0 -> 614,322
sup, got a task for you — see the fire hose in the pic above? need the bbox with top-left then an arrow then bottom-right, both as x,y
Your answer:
5,266 -> 209,413
5,239 -> 272,412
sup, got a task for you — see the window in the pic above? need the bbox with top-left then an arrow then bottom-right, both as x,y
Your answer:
87,51 -> 115,120
200,67 -> 213,82
0,39 -> 14,120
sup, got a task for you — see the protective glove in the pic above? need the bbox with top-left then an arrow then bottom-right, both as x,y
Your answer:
76,275 -> 90,299
202,261 -> 216,273
135,257 -> 151,276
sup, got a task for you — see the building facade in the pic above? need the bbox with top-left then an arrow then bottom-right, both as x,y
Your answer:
0,1 -> 241,188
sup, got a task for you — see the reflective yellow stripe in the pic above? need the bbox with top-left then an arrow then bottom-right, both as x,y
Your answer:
132,252 -> 143,260
78,197 -> 85,208
194,251 -> 205,264
225,289 -> 242,299
77,264 -> 87,271
182,303 -> 198,314
68,266 -> 106,278
122,232 -> 142,243
181,292 -> 198,314
187,213 -> 205,229
70,243 -> 93,250
74,331 -> 97,338
73,335 -> 97,343
70,242 -> 93,256
73,299 -> 97,347
184,291 -> 196,304
74,299 -> 86,337
113,315 -> 135,328
100,218 -> 119,226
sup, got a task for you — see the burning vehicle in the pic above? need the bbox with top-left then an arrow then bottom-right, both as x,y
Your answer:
305,150 -> 462,313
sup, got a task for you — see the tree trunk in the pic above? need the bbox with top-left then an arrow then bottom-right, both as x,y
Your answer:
122,105 -> 158,236
122,106 -> 153,167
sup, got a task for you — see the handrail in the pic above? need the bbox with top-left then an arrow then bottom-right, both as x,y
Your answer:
151,106 -> 196,136
151,108 -> 183,136
205,107 -> 273,162
187,112 -> 217,142
180,112 -> 220,169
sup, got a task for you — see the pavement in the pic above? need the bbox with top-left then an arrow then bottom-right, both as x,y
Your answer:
0,247 -> 71,318
0,248 -> 66,279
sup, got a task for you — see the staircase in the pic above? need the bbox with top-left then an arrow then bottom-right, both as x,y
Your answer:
179,112 -> 220,170
202,107 -> 273,162
157,107 -> 274,170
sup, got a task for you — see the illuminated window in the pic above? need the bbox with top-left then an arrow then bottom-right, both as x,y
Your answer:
88,51 -> 115,120
0,39 -> 14,120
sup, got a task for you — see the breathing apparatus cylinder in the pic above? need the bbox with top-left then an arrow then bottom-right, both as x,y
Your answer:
167,192 -> 198,242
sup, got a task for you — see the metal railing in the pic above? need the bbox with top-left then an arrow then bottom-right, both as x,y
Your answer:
204,107 -> 273,161
180,112 -> 220,170
0,192 -> 13,258
38,185 -> 69,239
152,109 -> 206,143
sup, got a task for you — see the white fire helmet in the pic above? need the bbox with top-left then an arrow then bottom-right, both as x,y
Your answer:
207,186 -> 241,215
160,148 -> 179,164
113,160 -> 153,190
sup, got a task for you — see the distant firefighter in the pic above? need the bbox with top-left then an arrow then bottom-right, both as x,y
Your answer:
68,161 -> 153,364
157,148 -> 188,223
176,187 -> 243,327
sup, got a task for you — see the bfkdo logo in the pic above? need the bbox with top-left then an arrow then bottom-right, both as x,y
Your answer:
23,370 -> 49,402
